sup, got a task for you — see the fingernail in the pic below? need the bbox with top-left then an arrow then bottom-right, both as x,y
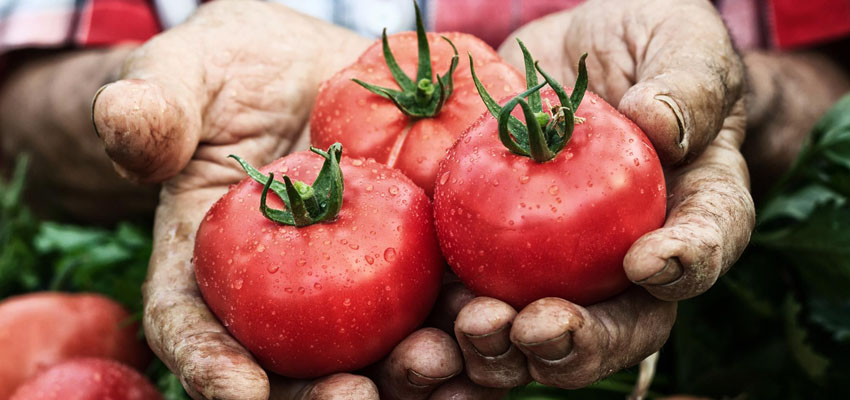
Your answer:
91,82 -> 113,139
654,94 -> 687,150
517,330 -> 573,361
407,369 -> 457,388
636,258 -> 684,286
464,323 -> 512,357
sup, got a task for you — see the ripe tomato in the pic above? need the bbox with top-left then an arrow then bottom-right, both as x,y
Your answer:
194,145 -> 443,378
310,5 -> 524,195
0,293 -> 150,399
10,358 -> 161,400
434,46 -> 666,309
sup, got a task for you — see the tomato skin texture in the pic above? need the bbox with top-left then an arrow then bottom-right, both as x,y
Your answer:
311,32 -> 525,195
0,293 -> 151,399
194,152 -> 444,378
10,358 -> 162,400
434,89 -> 667,309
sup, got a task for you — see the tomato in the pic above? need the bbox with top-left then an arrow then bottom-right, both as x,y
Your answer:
310,4 -> 524,195
0,293 -> 151,399
10,358 -> 161,400
433,46 -> 666,309
194,144 -> 443,378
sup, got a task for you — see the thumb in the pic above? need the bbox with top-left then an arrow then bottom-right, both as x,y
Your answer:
92,33 -> 206,183
616,0 -> 744,165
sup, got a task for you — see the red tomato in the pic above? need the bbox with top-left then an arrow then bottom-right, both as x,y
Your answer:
0,293 -> 150,399
10,358 -> 161,400
194,150 -> 443,378
310,31 -> 524,195
434,88 -> 666,309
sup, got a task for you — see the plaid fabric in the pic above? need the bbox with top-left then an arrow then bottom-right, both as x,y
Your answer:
0,0 -> 847,56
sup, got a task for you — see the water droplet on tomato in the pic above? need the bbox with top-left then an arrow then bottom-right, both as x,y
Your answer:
296,258 -> 307,267
365,184 -> 373,192
439,171 -> 451,185
351,159 -> 363,166
256,244 -> 265,253
548,185 -> 559,195
233,279 -> 243,289
349,243 -> 360,250
383,248 -> 397,262
267,265 -> 279,273
343,298 -> 351,307
388,185 -> 399,196
633,158 -> 640,166
284,287 -> 293,293
314,282 -> 322,290
365,255 -> 374,264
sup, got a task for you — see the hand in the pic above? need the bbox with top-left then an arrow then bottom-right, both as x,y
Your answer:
452,0 -> 754,389
92,2 -> 466,399
741,51 -> 850,196
0,47 -> 158,222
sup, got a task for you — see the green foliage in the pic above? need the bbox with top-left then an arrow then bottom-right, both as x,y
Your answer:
0,158 -> 189,400
656,94 -> 850,398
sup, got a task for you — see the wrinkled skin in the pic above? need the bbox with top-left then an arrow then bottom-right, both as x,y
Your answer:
311,32 -> 524,195
449,0 -> 756,389
79,0 -> 845,398
92,2 -> 469,399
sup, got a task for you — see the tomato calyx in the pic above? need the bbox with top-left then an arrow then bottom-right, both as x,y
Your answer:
351,2 -> 459,119
229,143 -> 345,227
472,39 -> 589,163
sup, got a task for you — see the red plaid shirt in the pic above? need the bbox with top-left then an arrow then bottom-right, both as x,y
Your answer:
1,0 -> 848,56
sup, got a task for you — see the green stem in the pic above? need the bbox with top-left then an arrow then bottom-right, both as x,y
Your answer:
472,39 -> 589,163
230,143 -> 345,227
351,2 -> 458,118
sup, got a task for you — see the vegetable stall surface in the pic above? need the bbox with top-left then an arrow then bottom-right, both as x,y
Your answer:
310,3 -> 524,195
434,43 -> 666,308
0,292 -> 151,399
193,144 -> 443,378
10,358 -> 162,400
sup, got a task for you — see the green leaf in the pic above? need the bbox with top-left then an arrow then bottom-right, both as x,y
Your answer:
809,297 -> 850,343
753,202 -> 850,293
783,295 -> 830,382
759,184 -> 845,225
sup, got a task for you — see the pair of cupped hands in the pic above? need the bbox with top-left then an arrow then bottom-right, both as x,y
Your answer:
92,0 -> 754,398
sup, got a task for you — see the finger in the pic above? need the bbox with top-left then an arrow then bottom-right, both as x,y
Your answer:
510,288 -> 676,389
454,297 -> 530,388
92,27 -> 206,184
375,328 -> 463,400
624,100 -> 755,301
144,190 -> 269,400
428,375 -> 510,400
425,277 -> 477,334
617,0 -> 744,165
270,373 -> 379,400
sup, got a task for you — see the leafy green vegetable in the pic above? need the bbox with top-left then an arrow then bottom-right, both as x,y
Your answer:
0,157 -> 189,400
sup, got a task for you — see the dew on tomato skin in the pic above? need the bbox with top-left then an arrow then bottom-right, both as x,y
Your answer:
548,185 -> 560,195
519,175 -> 530,184
634,158 -> 641,166
388,185 -> 399,196
383,248 -> 397,262
267,265 -> 280,274
296,258 -> 307,267
365,255 -> 375,265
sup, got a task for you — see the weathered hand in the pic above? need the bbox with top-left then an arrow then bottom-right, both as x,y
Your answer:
451,0 -> 754,389
92,2 -> 462,399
